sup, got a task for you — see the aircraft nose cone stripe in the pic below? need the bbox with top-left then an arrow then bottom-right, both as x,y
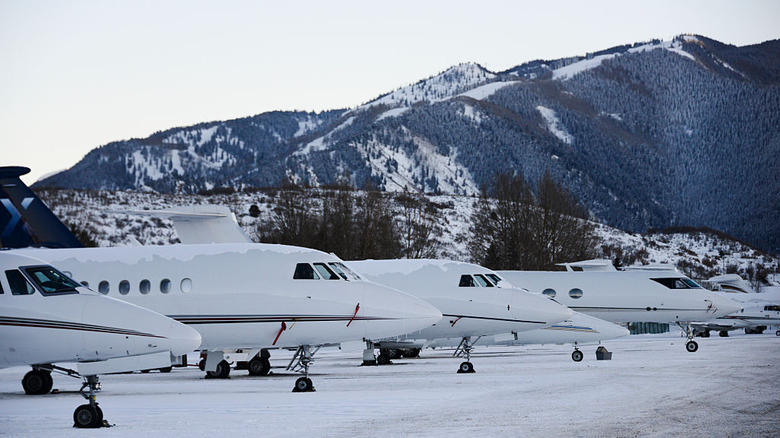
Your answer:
0,316 -> 165,338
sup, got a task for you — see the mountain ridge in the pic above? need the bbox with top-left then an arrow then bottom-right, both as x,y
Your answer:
35,34 -> 780,252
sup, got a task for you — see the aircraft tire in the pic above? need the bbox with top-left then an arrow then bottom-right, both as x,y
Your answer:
159,367 -> 172,373
686,340 -> 698,352
776,330 -> 780,336
22,369 -> 53,395
719,331 -> 729,337
73,404 -> 103,428
248,356 -> 271,376
292,377 -> 314,392
206,360 -> 231,379
571,350 -> 584,362
405,348 -> 421,358
457,361 -> 475,373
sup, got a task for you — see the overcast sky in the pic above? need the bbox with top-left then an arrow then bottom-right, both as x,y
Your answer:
2,0 -> 778,184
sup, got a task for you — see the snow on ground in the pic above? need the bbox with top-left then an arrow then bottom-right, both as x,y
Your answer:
2,332 -> 778,437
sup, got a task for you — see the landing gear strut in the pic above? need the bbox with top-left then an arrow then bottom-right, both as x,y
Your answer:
73,375 -> 107,428
454,336 -> 476,373
288,345 -> 317,392
678,322 -> 698,353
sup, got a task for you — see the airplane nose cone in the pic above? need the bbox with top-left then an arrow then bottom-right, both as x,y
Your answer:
165,320 -> 202,355
535,294 -> 573,325
712,295 -> 742,317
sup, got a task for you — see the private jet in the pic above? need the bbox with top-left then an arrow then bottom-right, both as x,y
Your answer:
345,259 -> 572,373
0,251 -> 201,427
497,260 -> 742,353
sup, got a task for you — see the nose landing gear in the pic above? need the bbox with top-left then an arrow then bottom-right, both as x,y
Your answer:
454,336 -> 476,373
73,375 -> 108,428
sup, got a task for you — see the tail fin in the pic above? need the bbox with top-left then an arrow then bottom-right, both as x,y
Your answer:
0,166 -> 83,248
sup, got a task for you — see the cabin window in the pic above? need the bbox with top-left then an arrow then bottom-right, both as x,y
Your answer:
314,263 -> 340,280
119,280 -> 130,295
293,263 -> 320,280
542,288 -> 556,298
24,266 -> 81,295
80,281 -> 89,288
160,279 -> 172,294
328,262 -> 361,281
568,288 -> 583,299
139,279 -> 151,295
651,278 -> 702,289
474,274 -> 494,287
459,275 -> 476,287
180,278 -> 192,293
765,305 -> 780,312
98,281 -> 109,294
5,270 -> 35,295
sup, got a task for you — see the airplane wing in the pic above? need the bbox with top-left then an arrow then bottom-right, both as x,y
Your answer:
116,205 -> 252,244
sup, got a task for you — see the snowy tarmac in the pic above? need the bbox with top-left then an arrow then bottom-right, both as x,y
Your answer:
1,331 -> 779,437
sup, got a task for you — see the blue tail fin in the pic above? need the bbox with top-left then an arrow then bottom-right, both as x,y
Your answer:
0,166 -> 83,248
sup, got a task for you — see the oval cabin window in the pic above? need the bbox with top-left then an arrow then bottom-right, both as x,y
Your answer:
180,278 -> 192,293
160,279 -> 171,294
119,280 -> 130,295
542,288 -> 556,298
139,279 -> 151,295
98,281 -> 109,295
568,288 -> 584,299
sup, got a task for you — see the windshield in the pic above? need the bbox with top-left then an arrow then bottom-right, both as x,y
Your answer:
328,262 -> 362,281
651,277 -> 703,290
23,266 -> 81,294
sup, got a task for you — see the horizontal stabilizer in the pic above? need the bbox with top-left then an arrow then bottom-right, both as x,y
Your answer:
115,205 -> 252,244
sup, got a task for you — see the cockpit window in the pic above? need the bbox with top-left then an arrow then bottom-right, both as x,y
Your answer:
6,270 -> 36,295
313,263 -> 340,280
473,274 -> 494,287
651,277 -> 702,289
459,275 -> 476,287
486,274 -> 503,286
23,266 -> 81,294
293,263 -> 320,280
328,262 -> 361,281
765,305 -> 780,312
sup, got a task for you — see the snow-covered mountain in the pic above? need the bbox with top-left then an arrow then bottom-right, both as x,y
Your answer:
35,35 -> 780,252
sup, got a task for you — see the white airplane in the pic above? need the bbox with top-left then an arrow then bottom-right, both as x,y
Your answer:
692,301 -> 780,337
0,167 -> 442,393
0,251 -> 202,428
424,310 -> 630,361
497,259 -> 742,353
345,259 -> 572,373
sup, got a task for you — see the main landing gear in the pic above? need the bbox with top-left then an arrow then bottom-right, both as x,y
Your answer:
73,375 -> 108,428
22,368 -> 53,395
454,336 -> 476,373
678,323 -> 699,353
288,345 -> 317,392
571,348 -> 584,362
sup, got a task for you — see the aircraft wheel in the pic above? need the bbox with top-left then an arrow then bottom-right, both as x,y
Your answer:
159,367 -> 172,373
248,356 -> 271,376
403,348 -> 421,358
719,331 -> 729,337
776,330 -> 780,337
292,377 -> 314,392
376,353 -> 391,365
140,369 -> 151,373
457,361 -> 475,373
686,340 -> 698,352
571,350 -> 584,362
22,369 -> 53,395
206,360 -> 231,379
73,404 -> 103,428
701,330 -> 710,338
